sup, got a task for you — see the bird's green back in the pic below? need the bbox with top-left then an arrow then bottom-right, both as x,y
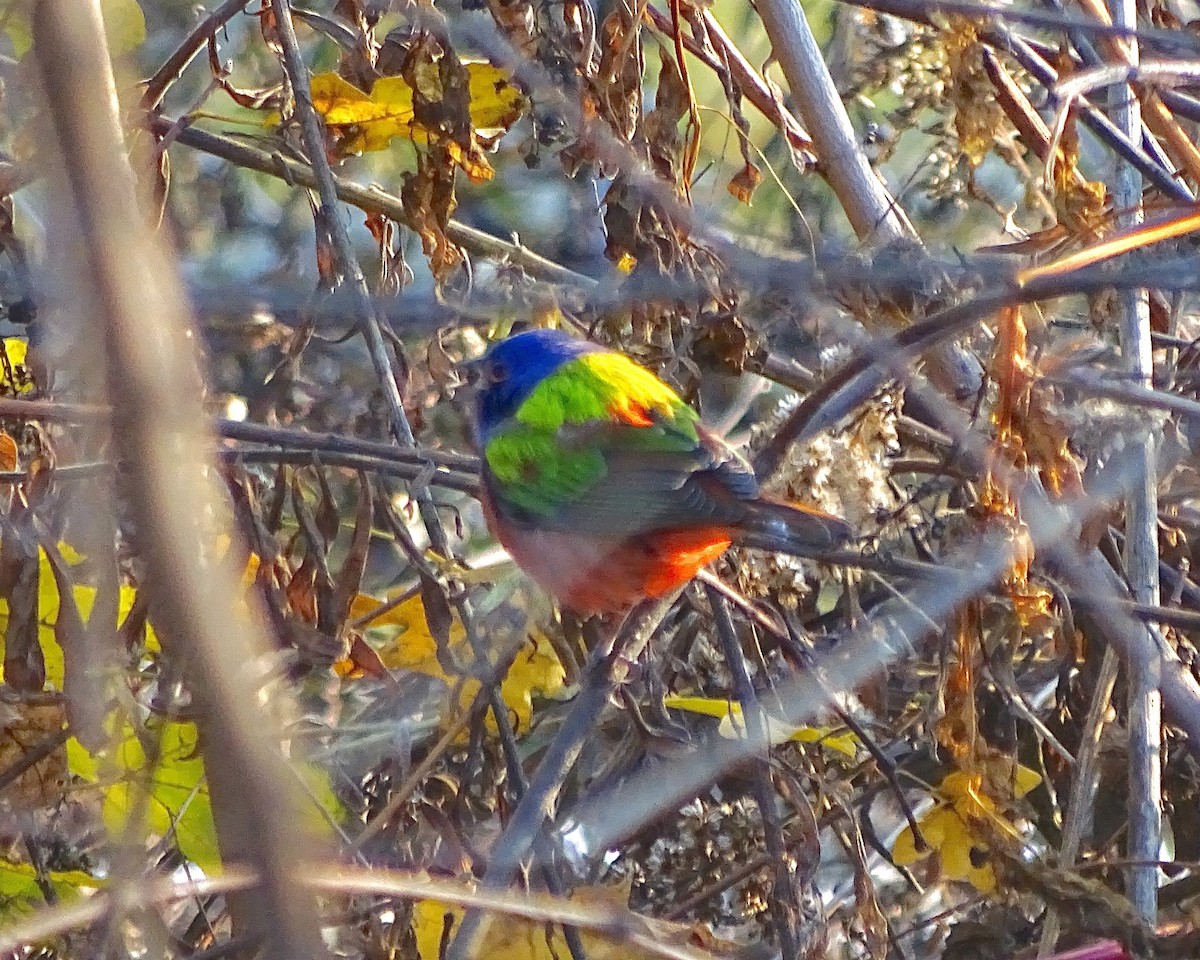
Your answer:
483,352 -> 700,519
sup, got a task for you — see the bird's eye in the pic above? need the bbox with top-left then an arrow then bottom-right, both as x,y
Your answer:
488,361 -> 508,384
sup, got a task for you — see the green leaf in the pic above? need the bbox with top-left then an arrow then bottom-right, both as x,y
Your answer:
70,718 -> 223,873
1,0 -> 145,59
0,859 -> 98,920
1,542 -> 344,873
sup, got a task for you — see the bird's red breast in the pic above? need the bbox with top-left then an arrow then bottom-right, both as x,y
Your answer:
482,489 -> 731,614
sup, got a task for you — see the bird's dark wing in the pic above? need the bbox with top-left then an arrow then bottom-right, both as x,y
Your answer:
522,422 -> 761,537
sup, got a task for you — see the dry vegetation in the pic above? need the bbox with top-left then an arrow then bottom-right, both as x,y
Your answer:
0,0 -> 1198,959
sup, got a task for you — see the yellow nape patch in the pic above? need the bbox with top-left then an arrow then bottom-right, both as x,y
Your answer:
514,351 -> 694,433
580,352 -> 685,412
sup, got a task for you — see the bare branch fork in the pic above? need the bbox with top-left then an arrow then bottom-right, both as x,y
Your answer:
269,0 -> 460,563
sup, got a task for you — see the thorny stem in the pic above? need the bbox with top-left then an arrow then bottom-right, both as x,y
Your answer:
142,0 -> 251,110
269,1 -> 421,458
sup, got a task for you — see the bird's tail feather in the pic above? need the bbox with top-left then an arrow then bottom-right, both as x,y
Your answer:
735,499 -> 852,555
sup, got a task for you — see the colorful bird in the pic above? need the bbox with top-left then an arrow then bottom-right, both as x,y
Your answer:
471,329 -> 850,614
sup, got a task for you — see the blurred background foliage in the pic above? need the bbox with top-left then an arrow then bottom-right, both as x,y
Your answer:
0,0 -> 1196,959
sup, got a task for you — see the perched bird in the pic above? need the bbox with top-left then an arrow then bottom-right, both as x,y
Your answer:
471,329 -> 850,614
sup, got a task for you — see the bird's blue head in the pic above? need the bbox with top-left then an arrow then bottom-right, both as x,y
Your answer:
471,329 -> 599,438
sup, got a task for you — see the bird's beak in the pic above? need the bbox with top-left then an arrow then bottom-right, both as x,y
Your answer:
456,356 -> 486,398
460,355 -> 485,386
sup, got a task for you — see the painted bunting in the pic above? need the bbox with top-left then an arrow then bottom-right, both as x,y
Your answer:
471,329 -> 850,614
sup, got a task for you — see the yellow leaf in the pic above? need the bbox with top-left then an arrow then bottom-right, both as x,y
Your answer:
0,338 -> 34,396
68,715 -> 343,875
0,542 -> 341,873
890,764 -> 1040,893
1012,763 -> 1042,798
71,719 -> 223,873
784,725 -> 860,757
664,696 -> 859,757
412,893 -> 705,960
661,695 -> 731,719
0,544 -> 142,692
297,67 -> 525,156
890,820 -> 921,866
350,593 -> 563,732
892,806 -> 995,891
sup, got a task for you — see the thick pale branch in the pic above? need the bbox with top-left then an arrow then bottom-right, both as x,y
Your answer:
31,3 -> 328,958
753,0 -> 911,242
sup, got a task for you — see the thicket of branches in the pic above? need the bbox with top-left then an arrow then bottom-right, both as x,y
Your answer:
0,0 -> 1198,959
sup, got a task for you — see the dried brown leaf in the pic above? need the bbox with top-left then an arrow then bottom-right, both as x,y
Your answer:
0,431 -> 17,473
331,473 -> 373,630
727,161 -> 763,204
0,529 -> 42,693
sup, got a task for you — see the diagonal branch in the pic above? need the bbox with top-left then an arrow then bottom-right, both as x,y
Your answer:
753,0 -> 912,242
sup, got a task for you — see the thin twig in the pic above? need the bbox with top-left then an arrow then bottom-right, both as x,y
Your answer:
142,0 -> 251,110
0,727 -> 70,796
149,118 -> 596,289
644,7 -> 813,159
270,0 -> 437,475
1037,646 -> 1121,958
218,418 -> 479,472
445,593 -> 680,960
225,448 -> 479,494
705,584 -> 800,960
0,397 -> 109,423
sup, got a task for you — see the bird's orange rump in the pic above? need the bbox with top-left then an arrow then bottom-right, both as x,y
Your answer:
483,489 -> 731,613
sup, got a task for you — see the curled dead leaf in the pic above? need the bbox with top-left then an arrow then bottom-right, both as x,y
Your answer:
727,161 -> 763,204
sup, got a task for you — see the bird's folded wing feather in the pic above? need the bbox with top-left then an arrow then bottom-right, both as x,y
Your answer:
485,414 -> 760,537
